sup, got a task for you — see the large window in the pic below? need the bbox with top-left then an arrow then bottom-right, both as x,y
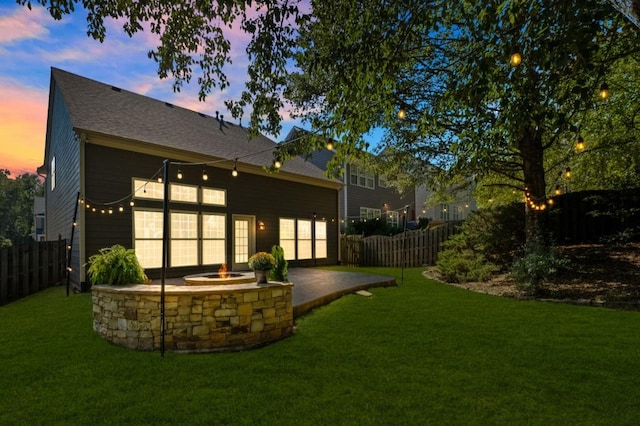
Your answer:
297,219 -> 312,259
360,207 -> 381,220
279,218 -> 296,260
170,212 -> 198,266
315,221 -> 327,259
134,210 -> 163,268
350,165 -> 375,189
378,174 -> 388,188
386,211 -> 399,227
202,213 -> 226,264
279,218 -> 327,260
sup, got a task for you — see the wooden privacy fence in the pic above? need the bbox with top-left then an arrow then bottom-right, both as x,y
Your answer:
340,221 -> 462,267
0,238 -> 67,306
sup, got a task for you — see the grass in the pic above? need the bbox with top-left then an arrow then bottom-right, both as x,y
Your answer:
1,266 -> 640,425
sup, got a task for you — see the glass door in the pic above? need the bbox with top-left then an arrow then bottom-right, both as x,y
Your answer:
232,215 -> 255,271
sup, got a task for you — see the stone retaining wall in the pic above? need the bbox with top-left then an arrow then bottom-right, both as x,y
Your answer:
92,282 -> 294,352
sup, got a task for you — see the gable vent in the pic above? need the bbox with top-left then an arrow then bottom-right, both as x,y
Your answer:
111,86 -> 122,92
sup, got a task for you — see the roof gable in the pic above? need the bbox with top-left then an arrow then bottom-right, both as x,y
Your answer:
50,68 -> 334,183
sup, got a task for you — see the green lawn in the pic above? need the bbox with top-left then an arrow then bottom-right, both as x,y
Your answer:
1,267 -> 639,425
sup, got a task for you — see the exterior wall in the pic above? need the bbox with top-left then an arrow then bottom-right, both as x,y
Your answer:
344,164 -> 416,223
84,143 -> 340,279
92,282 -> 293,352
44,83 -> 81,288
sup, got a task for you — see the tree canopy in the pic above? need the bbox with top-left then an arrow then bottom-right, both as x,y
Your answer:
19,0 -> 640,249
0,169 -> 43,246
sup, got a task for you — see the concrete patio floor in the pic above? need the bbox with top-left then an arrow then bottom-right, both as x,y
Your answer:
161,268 -> 397,318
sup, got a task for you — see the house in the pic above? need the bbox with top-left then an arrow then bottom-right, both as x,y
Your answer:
32,196 -> 45,241
416,184 -> 477,223
284,127 -> 416,230
39,68 -> 342,291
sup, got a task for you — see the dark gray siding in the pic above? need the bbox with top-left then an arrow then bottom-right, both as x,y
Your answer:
45,84 -> 81,288
84,144 -> 340,279
345,164 -> 416,221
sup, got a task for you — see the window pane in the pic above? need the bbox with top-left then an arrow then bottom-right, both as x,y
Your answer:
133,179 -> 164,200
170,184 -> 198,203
135,240 -> 162,269
280,218 -> 295,239
171,240 -> 198,266
315,240 -> 327,259
202,188 -> 226,205
298,220 -> 312,239
203,214 -> 225,239
298,240 -> 312,259
315,221 -> 327,239
171,212 -> 197,239
202,240 -> 225,265
280,241 -> 296,261
234,220 -> 249,264
134,210 -> 163,239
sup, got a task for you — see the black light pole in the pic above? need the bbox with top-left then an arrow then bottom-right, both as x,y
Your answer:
160,160 -> 170,357
401,205 -> 408,285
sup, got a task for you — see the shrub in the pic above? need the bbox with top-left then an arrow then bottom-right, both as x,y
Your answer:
270,245 -> 289,282
510,246 -> 569,294
436,232 -> 499,282
87,244 -> 147,285
248,252 -> 276,270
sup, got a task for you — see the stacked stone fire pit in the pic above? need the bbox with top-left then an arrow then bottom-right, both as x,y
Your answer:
92,272 -> 293,353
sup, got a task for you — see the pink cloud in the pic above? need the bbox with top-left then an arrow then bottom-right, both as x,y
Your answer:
0,81 -> 48,175
0,7 -> 49,44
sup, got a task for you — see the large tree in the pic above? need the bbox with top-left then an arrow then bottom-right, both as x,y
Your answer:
287,0 -> 640,250
19,0 -> 640,250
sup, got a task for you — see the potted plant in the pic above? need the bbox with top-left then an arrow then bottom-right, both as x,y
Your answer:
87,244 -> 148,285
248,251 -> 276,283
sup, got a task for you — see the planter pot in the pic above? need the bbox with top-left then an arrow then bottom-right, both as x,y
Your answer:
254,269 -> 270,284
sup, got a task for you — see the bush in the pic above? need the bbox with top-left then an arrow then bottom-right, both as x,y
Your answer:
248,252 -> 276,270
510,246 -> 569,294
87,244 -> 147,285
270,245 -> 289,282
436,233 -> 499,282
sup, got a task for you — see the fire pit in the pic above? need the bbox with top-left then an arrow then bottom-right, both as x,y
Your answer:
92,264 -> 293,353
183,271 -> 255,285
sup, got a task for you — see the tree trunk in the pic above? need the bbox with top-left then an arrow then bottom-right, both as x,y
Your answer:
520,126 -> 550,252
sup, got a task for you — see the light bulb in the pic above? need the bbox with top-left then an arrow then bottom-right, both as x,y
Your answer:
510,52 -> 522,66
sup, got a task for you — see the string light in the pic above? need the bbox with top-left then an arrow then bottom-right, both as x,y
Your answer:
555,185 -> 562,195
118,205 -> 124,212
397,104 -> 407,120
129,199 -> 135,207
108,208 -> 113,214
274,159 -> 282,169
202,169 -> 208,181
510,51 -> 522,66
565,167 -> 572,178
176,169 -> 183,180
326,140 -> 334,151
232,159 -> 238,177
157,176 -> 163,183
575,136 -> 585,151
599,82 -> 609,100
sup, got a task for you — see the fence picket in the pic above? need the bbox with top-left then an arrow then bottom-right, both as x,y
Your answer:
340,222 -> 462,268
0,239 -> 67,306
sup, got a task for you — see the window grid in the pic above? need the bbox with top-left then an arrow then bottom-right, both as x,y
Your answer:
315,221 -> 327,259
234,220 -> 249,264
297,219 -> 312,260
133,210 -> 163,268
202,214 -> 226,265
279,218 -> 296,260
360,207 -> 381,220
170,183 -> 198,203
171,212 -> 198,266
350,165 -> 375,189
202,188 -> 226,206
133,178 -> 164,200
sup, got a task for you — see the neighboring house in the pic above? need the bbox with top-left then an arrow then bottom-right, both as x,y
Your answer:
284,127 -> 416,230
416,184 -> 477,223
32,196 -> 45,241
39,68 -> 342,290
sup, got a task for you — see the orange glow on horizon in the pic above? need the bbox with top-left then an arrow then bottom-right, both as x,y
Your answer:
0,83 -> 47,176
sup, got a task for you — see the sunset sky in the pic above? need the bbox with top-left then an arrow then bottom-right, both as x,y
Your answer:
0,3 -> 309,177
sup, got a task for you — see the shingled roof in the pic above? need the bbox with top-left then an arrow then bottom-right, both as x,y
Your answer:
51,68 -> 336,184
